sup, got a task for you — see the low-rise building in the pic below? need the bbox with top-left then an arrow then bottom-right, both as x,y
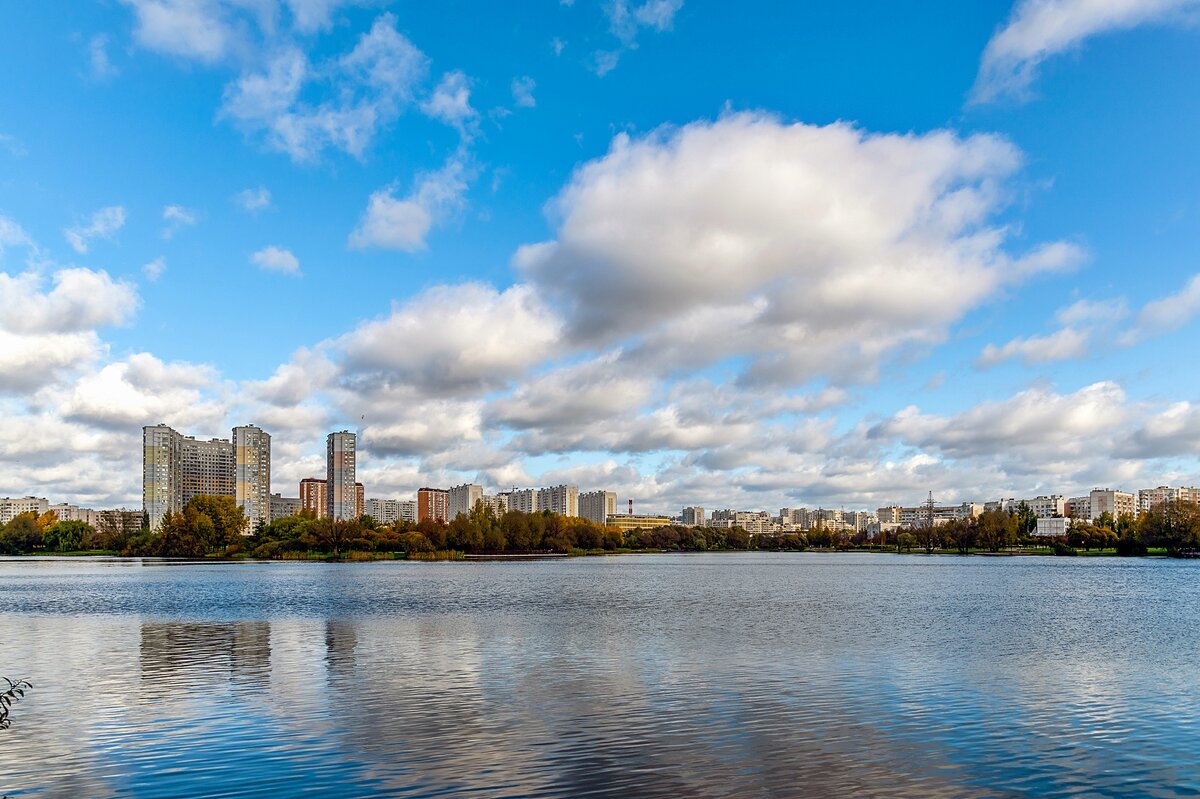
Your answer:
1138,486 -> 1200,513
0,496 -> 49,524
269,494 -> 302,520
1035,517 -> 1072,537
604,514 -> 672,533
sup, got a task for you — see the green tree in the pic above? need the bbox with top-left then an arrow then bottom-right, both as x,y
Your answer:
976,511 -> 1015,553
45,520 -> 94,552
1013,502 -> 1037,538
1140,499 -> 1200,555
0,514 -> 42,554
944,518 -> 976,554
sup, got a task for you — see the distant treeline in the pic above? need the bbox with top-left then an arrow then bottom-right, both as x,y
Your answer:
3,496 -> 1199,559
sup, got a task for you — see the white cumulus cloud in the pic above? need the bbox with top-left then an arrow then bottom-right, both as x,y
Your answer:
251,245 -> 300,275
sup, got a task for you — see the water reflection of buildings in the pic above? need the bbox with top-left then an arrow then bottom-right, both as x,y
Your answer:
139,621 -> 272,693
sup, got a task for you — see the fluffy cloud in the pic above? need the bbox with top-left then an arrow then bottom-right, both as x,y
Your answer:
348,154 -> 470,251
334,283 -> 562,396
0,267 -> 138,393
251,245 -> 301,275
59,353 -> 225,431
485,352 -> 655,432
0,268 -> 139,334
516,112 -> 1082,386
284,0 -> 362,33
120,0 -> 236,63
875,381 -> 1130,463
972,0 -> 1200,103
64,206 -> 127,253
219,15 -> 429,161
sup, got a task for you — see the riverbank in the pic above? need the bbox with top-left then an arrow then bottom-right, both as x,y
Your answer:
9,544 -> 1181,562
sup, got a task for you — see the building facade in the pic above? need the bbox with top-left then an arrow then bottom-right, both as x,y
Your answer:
269,494 -> 302,520
181,436 -> 236,505
365,498 -> 403,525
508,488 -> 538,515
538,485 -> 579,517
482,494 -> 509,516
448,483 -> 484,519
417,488 -> 448,523
143,424 -> 184,530
1138,486 -> 1200,513
1089,489 -> 1136,522
580,491 -> 617,526
143,424 -> 246,531
326,431 -> 357,521
300,478 -> 327,518
681,506 -> 706,526
0,496 -> 50,525
604,514 -> 672,534
233,425 -> 271,529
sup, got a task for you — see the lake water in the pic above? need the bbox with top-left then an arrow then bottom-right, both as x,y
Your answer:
1,553 -> 1198,798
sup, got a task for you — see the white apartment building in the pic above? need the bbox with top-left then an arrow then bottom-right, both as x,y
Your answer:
1138,486 -> 1200,513
1066,496 -> 1091,520
47,503 -> 103,527
448,484 -> 484,519
508,489 -> 538,514
1035,517 -> 1072,537
876,506 -> 903,525
1089,489 -> 1136,522
365,498 -> 403,525
580,491 -> 616,526
985,496 -> 1067,518
538,485 -> 579,517
398,500 -> 417,523
482,494 -> 509,516
899,503 -> 983,529
0,496 -> 50,524
681,506 -> 705,526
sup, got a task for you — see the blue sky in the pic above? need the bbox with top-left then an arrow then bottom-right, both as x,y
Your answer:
2,0 -> 1200,513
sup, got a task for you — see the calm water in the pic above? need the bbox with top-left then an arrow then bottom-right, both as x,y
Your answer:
1,553 -> 1198,798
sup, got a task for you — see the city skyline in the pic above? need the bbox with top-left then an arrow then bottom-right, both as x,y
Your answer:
3,3 -> 1200,514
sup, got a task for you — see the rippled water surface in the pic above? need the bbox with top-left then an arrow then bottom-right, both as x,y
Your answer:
1,553 -> 1198,798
